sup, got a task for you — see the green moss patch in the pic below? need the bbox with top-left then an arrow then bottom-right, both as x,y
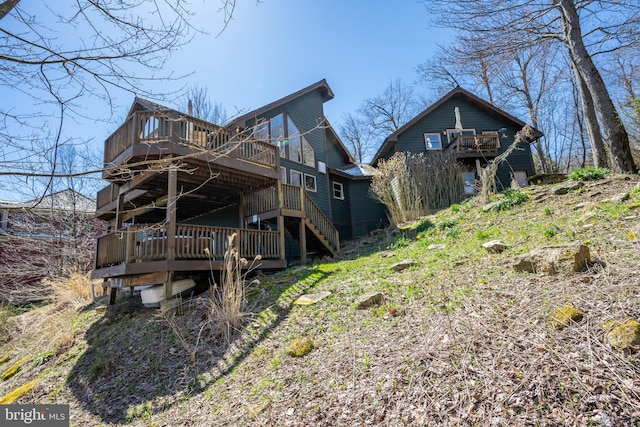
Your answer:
547,305 -> 585,330
286,338 -> 314,358
604,318 -> 640,351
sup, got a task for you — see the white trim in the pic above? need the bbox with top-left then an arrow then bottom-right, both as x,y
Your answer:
304,173 -> 317,192
423,133 -> 442,150
332,181 -> 345,200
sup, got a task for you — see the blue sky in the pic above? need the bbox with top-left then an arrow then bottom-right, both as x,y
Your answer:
2,1 -> 453,200
151,0 -> 452,126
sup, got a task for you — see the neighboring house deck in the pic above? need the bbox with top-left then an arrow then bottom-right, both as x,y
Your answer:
93,81 -> 383,305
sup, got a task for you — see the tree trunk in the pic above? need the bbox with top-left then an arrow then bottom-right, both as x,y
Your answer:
555,0 -> 638,173
570,59 -> 609,169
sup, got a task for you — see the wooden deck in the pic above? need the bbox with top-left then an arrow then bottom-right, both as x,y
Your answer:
454,134 -> 500,157
93,224 -> 285,278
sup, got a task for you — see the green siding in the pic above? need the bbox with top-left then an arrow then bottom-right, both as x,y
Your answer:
329,176 -> 351,239
348,179 -> 387,237
391,94 -> 535,190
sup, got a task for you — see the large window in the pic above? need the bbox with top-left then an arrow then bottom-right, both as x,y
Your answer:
424,133 -> 442,150
255,114 -> 315,167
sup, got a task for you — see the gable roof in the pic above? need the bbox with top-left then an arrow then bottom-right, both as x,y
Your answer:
370,86 -> 544,164
0,189 -> 95,214
232,79 -> 334,127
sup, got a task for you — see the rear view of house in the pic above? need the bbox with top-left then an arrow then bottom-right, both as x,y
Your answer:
92,80 -> 386,305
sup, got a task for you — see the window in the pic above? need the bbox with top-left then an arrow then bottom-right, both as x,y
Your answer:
287,119 -> 302,163
281,167 -> 287,184
304,174 -> 317,192
318,161 -> 326,174
333,182 -> 344,200
270,114 -> 284,156
302,136 -> 315,166
462,172 -> 477,194
290,170 -> 303,187
424,133 -> 442,150
512,171 -> 529,188
255,120 -> 269,141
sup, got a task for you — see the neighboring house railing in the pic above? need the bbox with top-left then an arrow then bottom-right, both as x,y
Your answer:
455,134 -> 500,153
103,111 -> 278,169
95,224 -> 280,268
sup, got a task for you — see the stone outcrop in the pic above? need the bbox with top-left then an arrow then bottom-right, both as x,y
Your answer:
513,243 -> 590,275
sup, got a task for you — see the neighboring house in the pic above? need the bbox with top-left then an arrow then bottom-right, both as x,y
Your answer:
371,87 -> 543,194
92,79 -> 386,304
0,189 -> 101,303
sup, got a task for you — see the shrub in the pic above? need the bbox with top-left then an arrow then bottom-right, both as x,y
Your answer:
491,188 -> 530,211
415,219 -> 435,234
370,151 -> 464,224
568,167 -> 609,181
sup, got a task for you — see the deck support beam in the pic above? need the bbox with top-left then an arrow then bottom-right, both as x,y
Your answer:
164,164 -> 177,301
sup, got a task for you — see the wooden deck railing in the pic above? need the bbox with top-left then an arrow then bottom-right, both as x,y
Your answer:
96,183 -> 119,210
303,192 -> 340,253
456,134 -> 500,153
95,224 -> 281,268
103,111 -> 278,169
245,187 -> 279,217
282,184 -> 302,211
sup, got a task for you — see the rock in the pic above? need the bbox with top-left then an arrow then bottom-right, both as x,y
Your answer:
293,291 -> 331,306
286,337 -> 314,357
553,181 -> 584,195
378,251 -> 396,258
482,201 -> 501,212
482,240 -> 508,253
604,192 -> 630,203
391,259 -> 416,271
427,244 -> 446,250
356,291 -> 385,309
513,243 -> 590,275
547,305 -> 585,329
604,319 -> 640,351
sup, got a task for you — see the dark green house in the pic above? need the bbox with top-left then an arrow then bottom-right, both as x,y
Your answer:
92,79 -> 386,302
232,80 -> 387,244
371,86 -> 543,194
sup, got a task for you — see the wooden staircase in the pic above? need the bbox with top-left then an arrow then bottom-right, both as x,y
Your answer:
302,192 -> 340,256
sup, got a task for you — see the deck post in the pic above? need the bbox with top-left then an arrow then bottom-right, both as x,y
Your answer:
115,192 -> 125,229
277,180 -> 286,262
165,163 -> 177,300
299,218 -> 307,265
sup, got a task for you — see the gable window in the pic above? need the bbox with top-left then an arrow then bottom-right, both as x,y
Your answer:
256,114 -> 316,167
333,182 -> 344,200
304,174 -> 317,192
290,170 -> 303,187
270,114 -> 285,156
424,133 -> 442,150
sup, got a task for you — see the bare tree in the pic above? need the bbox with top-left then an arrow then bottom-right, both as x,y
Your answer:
0,1 -> 241,199
340,113 -> 377,163
181,85 -> 229,125
426,0 -> 639,173
340,79 -> 419,163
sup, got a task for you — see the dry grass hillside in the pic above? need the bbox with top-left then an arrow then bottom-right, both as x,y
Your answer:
0,173 -> 639,426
